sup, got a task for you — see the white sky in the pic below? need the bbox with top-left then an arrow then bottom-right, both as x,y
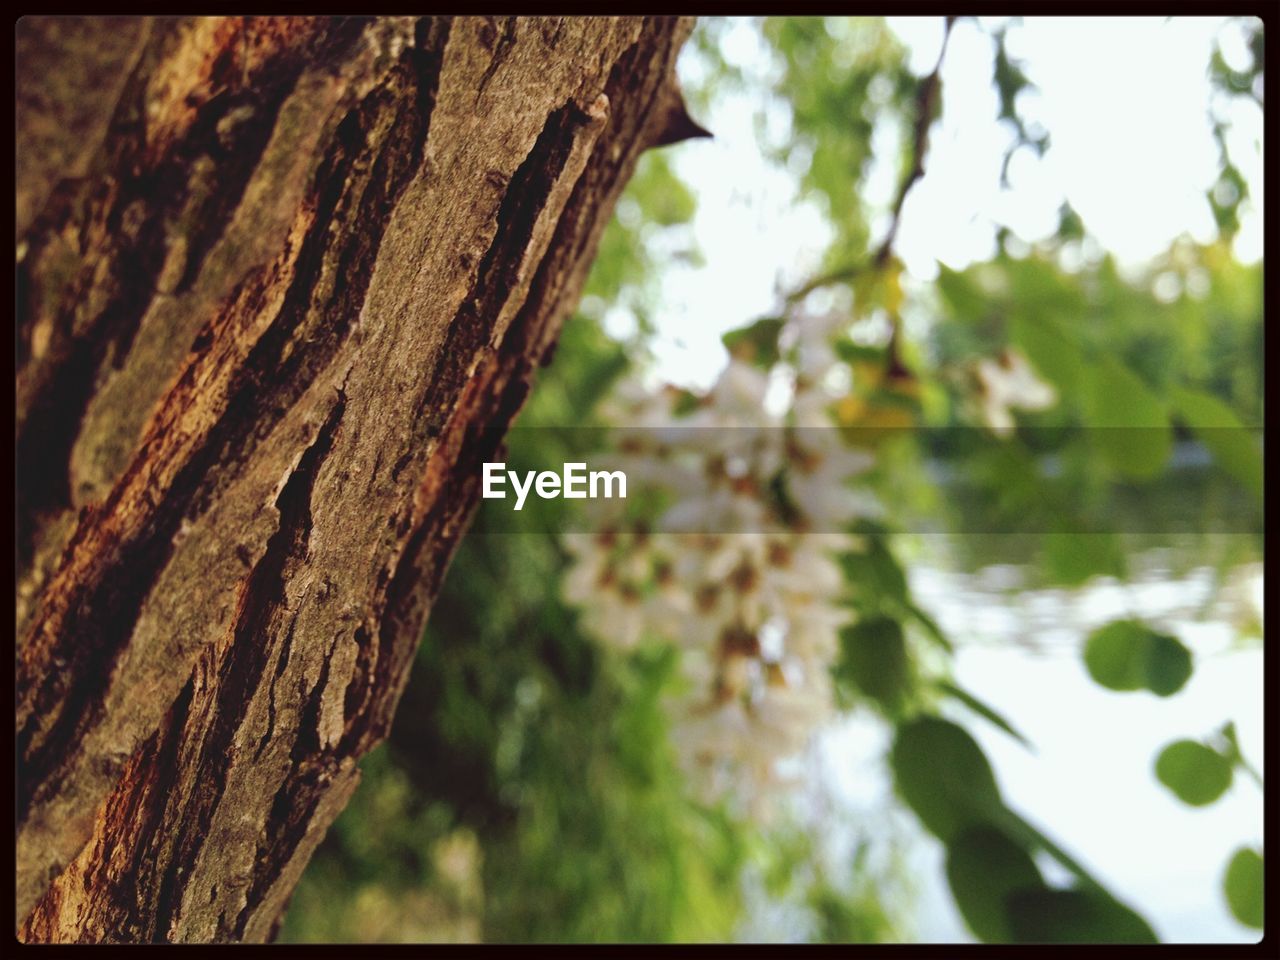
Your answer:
645,15 -> 1264,391
650,16 -> 1265,944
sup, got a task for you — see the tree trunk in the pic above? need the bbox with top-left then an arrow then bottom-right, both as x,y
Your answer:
15,15 -> 694,942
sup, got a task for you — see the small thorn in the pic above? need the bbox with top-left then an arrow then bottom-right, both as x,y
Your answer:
651,86 -> 712,148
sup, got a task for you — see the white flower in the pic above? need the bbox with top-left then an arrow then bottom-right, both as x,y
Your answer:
785,603 -> 852,662
678,582 -> 735,651
643,551 -> 694,637
791,430 -> 874,475
786,468 -> 881,528
690,533 -> 773,581
794,334 -> 840,384
749,678 -> 831,756
765,535 -> 845,600
571,579 -> 648,649
708,360 -> 775,424
600,374 -> 677,427
973,348 -> 1056,437
791,387 -> 836,428
562,304 -> 893,802
679,699 -> 754,766
561,533 -> 610,607
659,487 -> 772,534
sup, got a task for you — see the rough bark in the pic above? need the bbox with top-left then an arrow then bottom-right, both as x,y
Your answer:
15,15 -> 694,942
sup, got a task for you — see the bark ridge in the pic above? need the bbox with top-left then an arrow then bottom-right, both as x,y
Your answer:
15,14 -> 694,942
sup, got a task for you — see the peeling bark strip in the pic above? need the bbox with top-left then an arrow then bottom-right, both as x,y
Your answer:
15,15 -> 696,941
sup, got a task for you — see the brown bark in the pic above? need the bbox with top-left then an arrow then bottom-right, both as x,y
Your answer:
15,15 -> 694,942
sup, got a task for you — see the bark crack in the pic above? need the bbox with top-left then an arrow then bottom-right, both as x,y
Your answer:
17,30 -> 447,842
15,16 -> 694,940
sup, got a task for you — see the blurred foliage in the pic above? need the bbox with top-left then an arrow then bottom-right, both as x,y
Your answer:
579,150 -> 701,342
286,15 -> 1263,944
1145,717 -> 1264,925
991,22 -> 1050,187
1223,847 -> 1265,930
1207,17 -> 1263,239
1083,620 -> 1192,697
762,17 -> 918,261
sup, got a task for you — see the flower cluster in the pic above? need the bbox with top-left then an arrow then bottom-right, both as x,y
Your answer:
561,311 -> 880,802
971,348 -> 1056,436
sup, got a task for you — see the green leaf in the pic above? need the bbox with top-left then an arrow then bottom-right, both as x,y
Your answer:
938,681 -> 1033,750
834,338 -> 886,365
1223,847 -> 1264,929
906,601 -> 955,653
1082,357 -> 1172,479
937,264 -> 990,321
1169,385 -> 1263,500
996,808 -> 1109,894
1144,636 -> 1195,697
835,616 -> 911,713
1040,532 -> 1125,587
946,826 -> 1044,942
722,316 -> 784,367
890,716 -> 1002,843
1056,201 -> 1086,242
840,537 -> 908,611
1009,314 -> 1084,395
1221,720 -> 1241,756
1006,887 -> 1158,943
1155,740 -> 1233,806
1083,620 -> 1192,696
640,153 -> 698,227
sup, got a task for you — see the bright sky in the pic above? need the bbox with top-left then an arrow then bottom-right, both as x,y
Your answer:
652,16 -> 1265,944
646,15 -> 1264,391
